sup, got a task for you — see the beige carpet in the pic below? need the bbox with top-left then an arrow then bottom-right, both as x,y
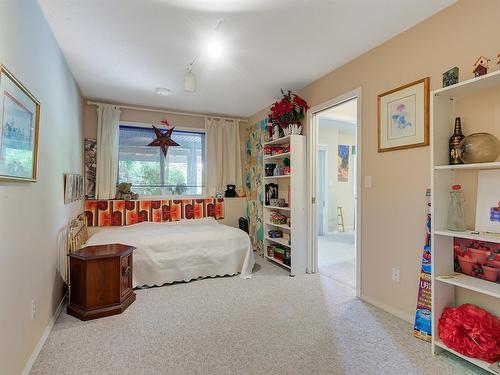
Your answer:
31,259 -> 486,375
318,232 -> 356,289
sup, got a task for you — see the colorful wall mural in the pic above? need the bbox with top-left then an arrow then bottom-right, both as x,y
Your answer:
244,119 -> 268,255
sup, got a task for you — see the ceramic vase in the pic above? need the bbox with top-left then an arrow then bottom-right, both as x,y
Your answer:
458,133 -> 500,163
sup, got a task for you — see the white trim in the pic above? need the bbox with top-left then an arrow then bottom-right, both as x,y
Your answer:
22,293 -> 67,375
307,88 -> 362,298
361,294 -> 414,323
317,145 -> 329,235
87,100 -> 248,122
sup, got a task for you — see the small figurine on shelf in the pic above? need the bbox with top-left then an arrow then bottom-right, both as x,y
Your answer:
267,123 -> 273,142
273,164 -> 284,176
224,185 -> 237,198
473,56 -> 491,77
272,124 -> 283,141
265,164 -> 276,177
283,158 -> 291,175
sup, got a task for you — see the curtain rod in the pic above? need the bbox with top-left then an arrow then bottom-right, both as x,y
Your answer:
86,100 -> 248,122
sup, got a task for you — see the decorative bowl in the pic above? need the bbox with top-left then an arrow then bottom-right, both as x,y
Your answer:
458,133 -> 500,163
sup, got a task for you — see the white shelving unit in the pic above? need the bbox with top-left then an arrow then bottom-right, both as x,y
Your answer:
431,71 -> 500,374
262,134 -> 307,276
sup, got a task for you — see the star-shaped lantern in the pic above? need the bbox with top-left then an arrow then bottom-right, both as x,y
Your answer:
147,119 -> 180,158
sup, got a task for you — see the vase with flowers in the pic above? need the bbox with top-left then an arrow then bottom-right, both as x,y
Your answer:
268,89 -> 309,140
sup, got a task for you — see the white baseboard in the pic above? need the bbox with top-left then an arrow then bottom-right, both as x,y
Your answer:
22,292 -> 67,375
360,294 -> 414,324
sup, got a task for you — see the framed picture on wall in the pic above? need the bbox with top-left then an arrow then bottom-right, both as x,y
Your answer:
338,144 -> 349,182
64,173 -> 85,204
377,77 -> 429,152
0,65 -> 41,181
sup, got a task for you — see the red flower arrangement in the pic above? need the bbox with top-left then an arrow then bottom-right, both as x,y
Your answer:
269,89 -> 309,128
439,304 -> 500,363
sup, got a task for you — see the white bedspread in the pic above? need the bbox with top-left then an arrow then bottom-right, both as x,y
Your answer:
85,218 -> 255,287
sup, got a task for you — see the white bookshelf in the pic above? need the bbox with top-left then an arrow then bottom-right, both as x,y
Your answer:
431,71 -> 500,374
262,134 -> 307,276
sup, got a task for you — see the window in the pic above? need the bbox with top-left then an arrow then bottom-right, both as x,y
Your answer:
118,125 -> 205,196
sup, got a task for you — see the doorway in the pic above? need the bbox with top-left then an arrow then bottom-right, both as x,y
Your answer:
308,90 -> 361,296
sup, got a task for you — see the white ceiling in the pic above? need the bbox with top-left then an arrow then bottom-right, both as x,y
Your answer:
37,0 -> 455,117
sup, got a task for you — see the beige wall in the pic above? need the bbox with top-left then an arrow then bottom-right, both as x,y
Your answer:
218,197 -> 247,228
0,1 -> 83,373
247,0 -> 500,321
83,103 -> 206,139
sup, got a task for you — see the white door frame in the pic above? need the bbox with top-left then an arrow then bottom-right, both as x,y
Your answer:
317,145 -> 329,235
307,88 -> 362,298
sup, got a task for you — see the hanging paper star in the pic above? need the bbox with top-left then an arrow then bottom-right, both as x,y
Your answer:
147,124 -> 180,158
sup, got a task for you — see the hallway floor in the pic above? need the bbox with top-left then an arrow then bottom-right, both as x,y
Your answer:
318,231 -> 356,289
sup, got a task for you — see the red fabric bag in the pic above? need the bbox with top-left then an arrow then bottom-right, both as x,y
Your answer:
439,304 -> 500,363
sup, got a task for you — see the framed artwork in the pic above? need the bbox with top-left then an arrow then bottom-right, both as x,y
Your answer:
475,170 -> 500,233
79,175 -> 85,200
64,173 -> 84,204
377,77 -> 429,152
0,65 -> 40,181
338,144 -> 349,182
64,174 -> 73,204
264,183 -> 278,206
84,138 -> 97,198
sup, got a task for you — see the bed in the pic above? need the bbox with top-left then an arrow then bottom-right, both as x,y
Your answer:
84,217 -> 255,287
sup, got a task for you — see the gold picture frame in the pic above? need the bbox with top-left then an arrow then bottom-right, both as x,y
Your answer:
0,65 -> 40,181
377,77 -> 429,152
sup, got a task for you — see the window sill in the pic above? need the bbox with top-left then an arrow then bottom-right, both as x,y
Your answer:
134,194 -> 207,200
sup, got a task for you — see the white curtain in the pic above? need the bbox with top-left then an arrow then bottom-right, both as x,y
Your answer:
205,117 -> 243,196
95,104 -> 121,199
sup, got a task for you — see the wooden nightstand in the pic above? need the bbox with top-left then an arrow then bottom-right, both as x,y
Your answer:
67,243 -> 136,321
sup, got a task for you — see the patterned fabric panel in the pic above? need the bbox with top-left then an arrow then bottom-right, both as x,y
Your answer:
84,198 -> 224,227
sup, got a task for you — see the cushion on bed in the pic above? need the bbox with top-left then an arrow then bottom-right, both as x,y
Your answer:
84,198 -> 224,227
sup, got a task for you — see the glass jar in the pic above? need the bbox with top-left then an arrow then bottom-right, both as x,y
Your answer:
447,184 -> 466,231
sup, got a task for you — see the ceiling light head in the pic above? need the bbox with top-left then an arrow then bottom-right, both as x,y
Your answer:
156,88 -> 172,96
184,68 -> 196,93
208,40 -> 223,57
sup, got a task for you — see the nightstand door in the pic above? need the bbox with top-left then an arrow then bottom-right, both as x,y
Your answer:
121,254 -> 133,297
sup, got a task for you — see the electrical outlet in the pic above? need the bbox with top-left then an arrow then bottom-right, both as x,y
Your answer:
31,298 -> 36,320
392,268 -> 400,283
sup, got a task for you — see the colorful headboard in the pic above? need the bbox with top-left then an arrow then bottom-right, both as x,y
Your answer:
84,198 -> 224,227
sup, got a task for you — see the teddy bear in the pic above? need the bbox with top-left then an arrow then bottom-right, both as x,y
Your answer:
115,182 -> 139,201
